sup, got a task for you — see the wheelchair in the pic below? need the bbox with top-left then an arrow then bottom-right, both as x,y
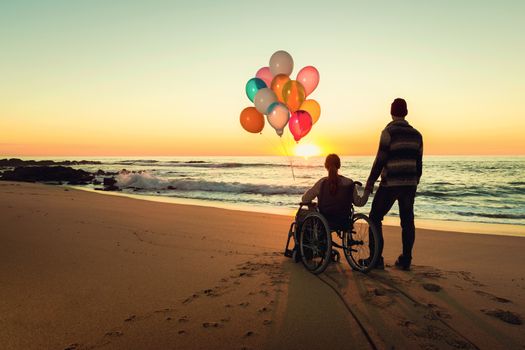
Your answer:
284,185 -> 381,274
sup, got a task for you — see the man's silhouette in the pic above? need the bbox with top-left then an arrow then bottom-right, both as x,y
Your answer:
365,98 -> 423,270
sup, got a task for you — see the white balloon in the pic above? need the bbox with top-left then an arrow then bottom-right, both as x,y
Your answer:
269,50 -> 294,76
254,88 -> 277,114
267,102 -> 290,136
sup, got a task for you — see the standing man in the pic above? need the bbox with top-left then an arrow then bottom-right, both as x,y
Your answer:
365,98 -> 423,270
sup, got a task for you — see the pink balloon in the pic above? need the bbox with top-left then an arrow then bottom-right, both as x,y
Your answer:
256,67 -> 273,88
297,66 -> 320,96
288,110 -> 312,142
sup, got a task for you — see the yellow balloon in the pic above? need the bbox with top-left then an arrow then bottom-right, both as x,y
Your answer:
300,99 -> 321,124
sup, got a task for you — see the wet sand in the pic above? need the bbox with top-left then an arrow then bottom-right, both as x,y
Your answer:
0,181 -> 524,349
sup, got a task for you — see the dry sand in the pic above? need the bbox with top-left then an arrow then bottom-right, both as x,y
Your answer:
0,181 -> 524,350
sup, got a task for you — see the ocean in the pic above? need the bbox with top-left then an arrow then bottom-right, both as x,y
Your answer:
13,155 -> 524,228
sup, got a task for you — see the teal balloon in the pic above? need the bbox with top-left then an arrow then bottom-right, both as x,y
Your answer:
245,78 -> 267,102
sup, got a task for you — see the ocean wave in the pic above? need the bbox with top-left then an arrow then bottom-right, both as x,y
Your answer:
417,190 -> 449,198
115,171 -> 306,195
418,186 -> 525,198
455,211 -> 525,220
109,160 -> 319,169
114,160 -> 159,165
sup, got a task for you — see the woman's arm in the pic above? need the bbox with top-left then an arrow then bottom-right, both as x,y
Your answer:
302,179 -> 323,203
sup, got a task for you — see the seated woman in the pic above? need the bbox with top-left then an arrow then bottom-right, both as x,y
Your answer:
302,154 -> 370,231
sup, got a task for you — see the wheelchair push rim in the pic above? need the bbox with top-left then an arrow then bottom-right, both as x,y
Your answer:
343,213 -> 380,273
298,213 -> 332,274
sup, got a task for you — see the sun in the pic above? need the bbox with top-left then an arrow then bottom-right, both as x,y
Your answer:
294,143 -> 322,158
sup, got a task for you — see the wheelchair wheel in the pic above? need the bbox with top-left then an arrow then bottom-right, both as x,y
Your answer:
343,213 -> 380,273
299,213 -> 332,274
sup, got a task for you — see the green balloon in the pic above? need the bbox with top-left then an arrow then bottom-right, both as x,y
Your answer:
245,78 -> 267,102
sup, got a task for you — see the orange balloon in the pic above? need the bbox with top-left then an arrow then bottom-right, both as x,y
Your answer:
240,107 -> 264,133
283,80 -> 305,113
300,99 -> 321,124
270,74 -> 290,103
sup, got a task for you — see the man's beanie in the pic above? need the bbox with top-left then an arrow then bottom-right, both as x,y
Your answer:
391,98 -> 408,117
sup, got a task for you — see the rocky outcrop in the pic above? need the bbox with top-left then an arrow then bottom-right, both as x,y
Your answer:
0,166 -> 94,184
102,177 -> 119,191
0,158 -> 101,167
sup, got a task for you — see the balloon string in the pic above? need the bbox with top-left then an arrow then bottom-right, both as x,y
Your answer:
260,131 -> 282,156
279,136 -> 296,181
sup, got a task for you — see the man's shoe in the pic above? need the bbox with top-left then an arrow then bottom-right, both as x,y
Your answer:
395,255 -> 411,271
358,256 -> 384,270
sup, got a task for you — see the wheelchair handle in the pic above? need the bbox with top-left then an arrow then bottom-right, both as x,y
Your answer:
299,201 -> 318,209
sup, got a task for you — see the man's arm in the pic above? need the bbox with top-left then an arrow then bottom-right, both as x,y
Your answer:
365,129 -> 390,192
416,135 -> 423,183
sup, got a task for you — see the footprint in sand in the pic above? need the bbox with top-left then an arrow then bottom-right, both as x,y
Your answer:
475,290 -> 511,303
365,288 -> 397,308
481,309 -> 522,325
178,316 -> 190,323
64,343 -> 79,350
425,304 -> 452,320
183,294 -> 199,304
203,288 -> 221,297
202,322 -> 221,328
105,331 -> 123,337
422,283 -> 442,292
124,315 -> 136,322
154,308 -> 175,313
244,331 -> 255,337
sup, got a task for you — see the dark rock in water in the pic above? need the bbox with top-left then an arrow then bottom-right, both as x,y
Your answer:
0,166 -> 93,184
103,177 -> 119,191
103,177 -> 117,186
92,179 -> 102,185
0,158 -> 101,167
95,169 -> 118,176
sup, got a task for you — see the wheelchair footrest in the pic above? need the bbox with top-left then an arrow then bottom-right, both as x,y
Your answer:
284,249 -> 294,258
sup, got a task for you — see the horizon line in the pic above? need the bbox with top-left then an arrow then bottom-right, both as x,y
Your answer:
2,154 -> 525,158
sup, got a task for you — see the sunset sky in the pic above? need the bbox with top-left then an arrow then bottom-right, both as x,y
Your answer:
1,1 -> 524,156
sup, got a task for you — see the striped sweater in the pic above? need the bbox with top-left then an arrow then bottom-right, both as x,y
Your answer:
365,119 -> 423,191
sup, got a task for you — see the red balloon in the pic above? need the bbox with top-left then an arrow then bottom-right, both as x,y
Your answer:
288,110 -> 312,142
297,66 -> 320,96
255,67 -> 273,89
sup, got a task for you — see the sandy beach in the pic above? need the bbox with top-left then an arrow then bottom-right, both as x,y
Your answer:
1,181 -> 524,350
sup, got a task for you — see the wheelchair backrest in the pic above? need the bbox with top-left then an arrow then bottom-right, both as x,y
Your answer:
318,178 -> 354,231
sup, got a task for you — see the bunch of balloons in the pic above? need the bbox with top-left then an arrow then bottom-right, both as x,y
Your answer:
240,50 -> 321,142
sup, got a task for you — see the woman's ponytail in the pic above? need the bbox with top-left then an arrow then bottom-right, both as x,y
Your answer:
325,154 -> 341,195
